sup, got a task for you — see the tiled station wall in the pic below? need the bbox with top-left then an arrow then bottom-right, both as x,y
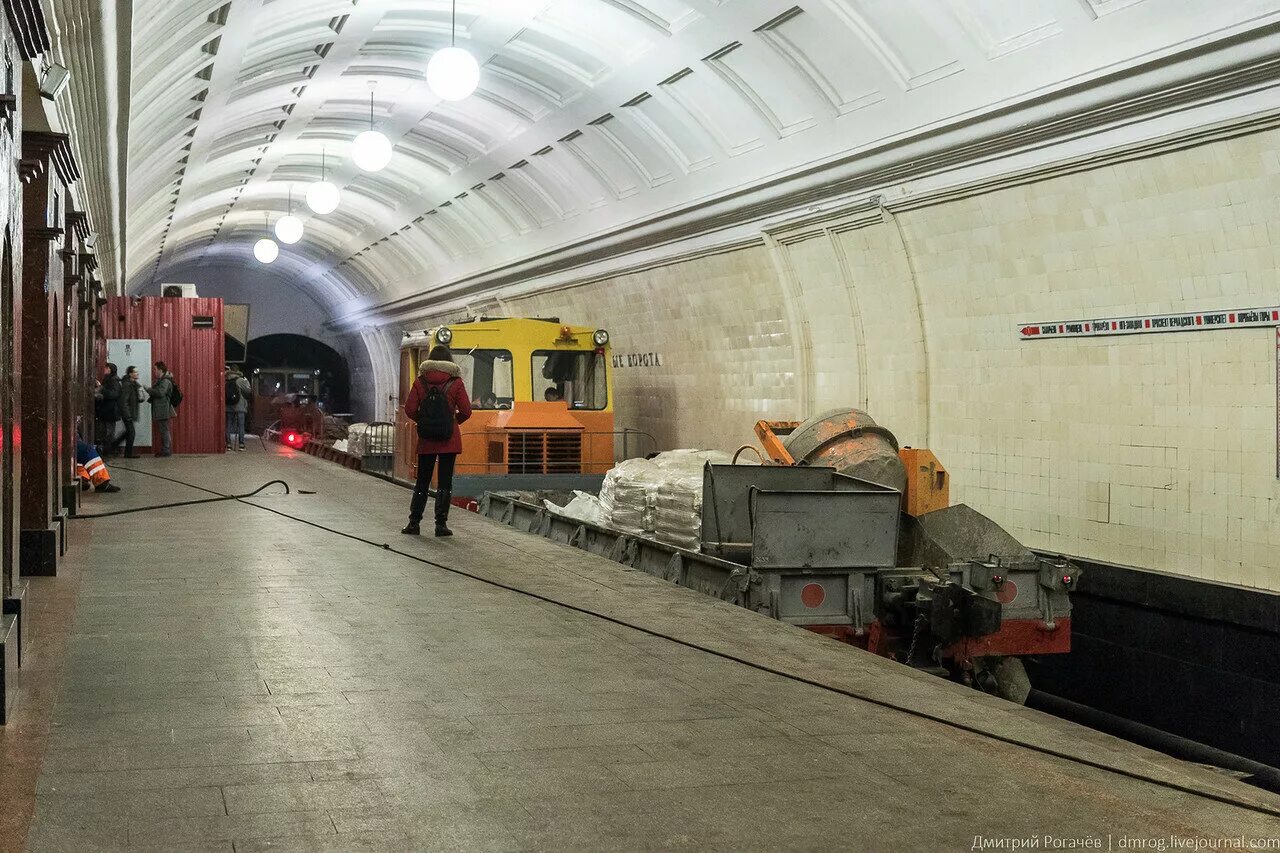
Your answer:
513,248 -> 801,454
504,128 -> 1280,592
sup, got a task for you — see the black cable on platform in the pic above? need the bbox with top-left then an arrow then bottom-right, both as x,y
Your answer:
97,464 -> 1280,819
71,473 -> 290,518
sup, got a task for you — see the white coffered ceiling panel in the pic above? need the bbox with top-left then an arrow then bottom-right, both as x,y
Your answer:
125,0 -> 1280,316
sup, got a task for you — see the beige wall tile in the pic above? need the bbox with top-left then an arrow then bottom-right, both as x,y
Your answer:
498,127 -> 1280,592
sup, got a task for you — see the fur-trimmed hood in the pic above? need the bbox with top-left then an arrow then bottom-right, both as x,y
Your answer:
418,360 -> 460,377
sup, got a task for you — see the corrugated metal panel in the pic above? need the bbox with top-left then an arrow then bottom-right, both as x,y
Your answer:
101,296 -> 226,454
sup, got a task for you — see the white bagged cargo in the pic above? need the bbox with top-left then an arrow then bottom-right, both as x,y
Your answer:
598,457 -> 660,536
545,490 -> 609,527
648,450 -> 738,549
597,450 -> 756,544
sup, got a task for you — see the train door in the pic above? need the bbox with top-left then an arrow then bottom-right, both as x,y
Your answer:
395,347 -> 418,481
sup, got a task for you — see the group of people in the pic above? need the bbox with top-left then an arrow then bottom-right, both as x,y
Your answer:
78,360 -> 251,495
93,361 -> 178,458
77,360 -> 178,495
81,348 -> 477,536
91,360 -> 252,459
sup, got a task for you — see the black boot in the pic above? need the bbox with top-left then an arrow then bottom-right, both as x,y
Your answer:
404,483 -> 429,535
434,489 -> 453,537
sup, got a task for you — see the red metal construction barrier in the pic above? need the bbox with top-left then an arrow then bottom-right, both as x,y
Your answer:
100,296 -> 226,455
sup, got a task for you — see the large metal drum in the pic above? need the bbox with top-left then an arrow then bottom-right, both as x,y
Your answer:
782,408 -> 907,494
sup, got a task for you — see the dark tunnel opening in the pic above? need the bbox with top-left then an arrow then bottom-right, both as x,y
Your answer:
243,333 -> 351,416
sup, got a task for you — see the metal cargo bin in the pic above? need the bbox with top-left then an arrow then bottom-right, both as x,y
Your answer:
701,464 -> 900,569
700,464 -> 900,628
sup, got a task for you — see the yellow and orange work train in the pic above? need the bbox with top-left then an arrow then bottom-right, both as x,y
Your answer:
395,317 -> 620,498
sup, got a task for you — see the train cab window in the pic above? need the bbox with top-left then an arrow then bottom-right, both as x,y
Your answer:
255,370 -> 315,399
256,371 -> 288,397
452,349 -> 514,410
532,350 -> 607,410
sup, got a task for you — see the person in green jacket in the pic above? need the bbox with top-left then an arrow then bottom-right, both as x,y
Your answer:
147,361 -> 176,457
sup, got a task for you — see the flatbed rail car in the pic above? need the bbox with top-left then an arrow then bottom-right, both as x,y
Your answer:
481,462 -> 1079,702
398,317 -> 647,497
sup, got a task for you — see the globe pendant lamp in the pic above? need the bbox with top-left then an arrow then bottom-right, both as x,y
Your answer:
307,147 -> 340,214
352,84 -> 393,172
426,0 -> 479,101
275,185 -> 304,244
254,214 -> 279,264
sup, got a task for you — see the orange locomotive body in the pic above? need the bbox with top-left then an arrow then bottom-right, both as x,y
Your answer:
396,318 -> 618,498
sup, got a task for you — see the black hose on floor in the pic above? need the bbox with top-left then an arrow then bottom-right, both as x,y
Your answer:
70,476 -> 290,519
1029,690 -> 1280,794
94,464 -> 1280,819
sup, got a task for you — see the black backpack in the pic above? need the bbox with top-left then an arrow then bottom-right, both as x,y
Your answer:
225,377 -> 242,407
168,377 -> 184,408
416,378 -> 456,441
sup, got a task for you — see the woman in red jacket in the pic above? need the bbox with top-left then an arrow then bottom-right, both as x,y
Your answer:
402,346 -> 473,536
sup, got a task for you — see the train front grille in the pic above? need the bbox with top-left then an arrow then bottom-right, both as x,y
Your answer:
545,431 -> 582,475
506,431 -> 582,475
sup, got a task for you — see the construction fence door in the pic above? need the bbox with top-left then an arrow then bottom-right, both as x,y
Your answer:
107,339 -> 153,448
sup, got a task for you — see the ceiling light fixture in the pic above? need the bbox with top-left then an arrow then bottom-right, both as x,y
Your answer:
352,82 -> 393,172
426,0 -> 480,101
275,185 -> 304,244
39,61 -> 70,100
254,214 -> 279,264
307,147 -> 340,214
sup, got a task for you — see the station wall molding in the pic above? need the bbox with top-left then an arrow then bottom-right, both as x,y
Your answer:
336,23 -> 1280,330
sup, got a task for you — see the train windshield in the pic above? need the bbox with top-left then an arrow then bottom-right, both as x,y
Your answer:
452,349 -> 514,410
532,350 -> 607,410
255,370 -> 314,397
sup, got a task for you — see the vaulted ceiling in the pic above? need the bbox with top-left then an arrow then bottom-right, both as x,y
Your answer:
123,0 -> 1280,320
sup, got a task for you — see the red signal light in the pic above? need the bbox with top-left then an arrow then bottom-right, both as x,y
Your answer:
283,431 -> 305,448
1062,575 -> 1073,587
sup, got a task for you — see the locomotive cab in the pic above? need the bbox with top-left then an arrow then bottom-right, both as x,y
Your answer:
397,317 -> 616,496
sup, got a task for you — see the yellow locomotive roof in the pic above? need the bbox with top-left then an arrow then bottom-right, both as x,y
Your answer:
402,317 -> 605,349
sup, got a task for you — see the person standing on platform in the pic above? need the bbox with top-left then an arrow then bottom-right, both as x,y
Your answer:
225,364 -> 251,452
96,363 -> 123,455
402,345 -> 472,537
110,365 -> 144,459
148,361 -> 177,457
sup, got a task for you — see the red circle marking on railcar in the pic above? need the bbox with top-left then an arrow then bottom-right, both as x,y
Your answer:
800,583 -> 826,608
996,580 -> 1018,604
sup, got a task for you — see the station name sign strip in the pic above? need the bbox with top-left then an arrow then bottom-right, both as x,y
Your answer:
1019,307 -> 1280,340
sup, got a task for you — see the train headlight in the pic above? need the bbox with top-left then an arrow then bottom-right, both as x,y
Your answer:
435,327 -> 453,345
592,329 -> 609,347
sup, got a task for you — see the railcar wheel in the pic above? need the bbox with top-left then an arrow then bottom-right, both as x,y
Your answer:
973,656 -> 1031,704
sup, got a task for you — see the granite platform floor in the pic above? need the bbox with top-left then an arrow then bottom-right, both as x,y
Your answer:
10,445 -> 1280,852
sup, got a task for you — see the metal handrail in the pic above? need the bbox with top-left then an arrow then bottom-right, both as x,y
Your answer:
391,421 -> 657,476
354,421 -> 398,475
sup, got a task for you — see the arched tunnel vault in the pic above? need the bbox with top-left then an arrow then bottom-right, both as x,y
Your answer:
157,261 -> 384,422
126,0 -> 1280,321
117,0 -> 1280,595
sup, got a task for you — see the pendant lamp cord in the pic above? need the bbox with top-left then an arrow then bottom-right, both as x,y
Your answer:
451,0 -> 456,46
